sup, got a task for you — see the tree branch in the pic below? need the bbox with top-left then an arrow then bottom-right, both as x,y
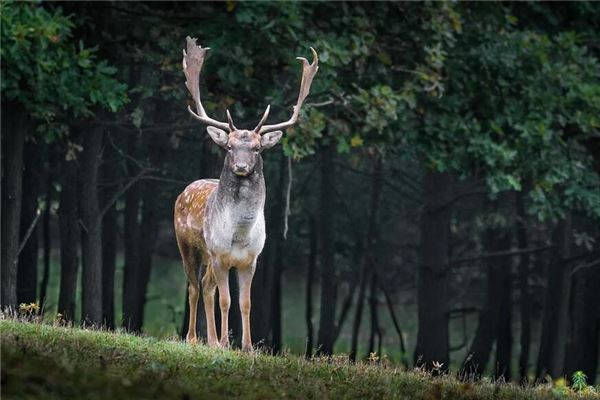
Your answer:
378,280 -> 407,361
448,245 -> 556,269
100,168 -> 152,218
16,208 -> 42,257
283,156 -> 292,240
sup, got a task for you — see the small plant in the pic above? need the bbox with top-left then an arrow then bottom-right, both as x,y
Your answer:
551,377 -> 570,398
571,371 -> 587,392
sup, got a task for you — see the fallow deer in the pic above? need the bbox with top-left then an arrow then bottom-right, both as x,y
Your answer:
174,37 -> 318,351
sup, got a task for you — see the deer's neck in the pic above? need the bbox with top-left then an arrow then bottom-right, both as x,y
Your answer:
213,156 -> 265,222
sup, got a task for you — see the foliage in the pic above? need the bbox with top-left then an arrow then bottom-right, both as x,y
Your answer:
571,371 -> 595,394
1,319 -> 593,400
0,1 -> 128,140
404,4 -> 600,220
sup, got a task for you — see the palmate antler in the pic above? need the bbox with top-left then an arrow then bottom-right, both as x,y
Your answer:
183,36 -> 319,134
183,36 -> 231,131
255,48 -> 319,134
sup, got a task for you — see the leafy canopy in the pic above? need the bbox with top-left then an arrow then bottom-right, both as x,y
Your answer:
1,1 -> 128,139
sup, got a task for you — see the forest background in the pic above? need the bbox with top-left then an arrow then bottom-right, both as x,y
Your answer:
2,1 -> 599,384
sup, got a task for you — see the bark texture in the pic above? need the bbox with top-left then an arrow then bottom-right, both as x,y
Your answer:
17,142 -> 40,305
79,126 -> 104,325
1,103 -> 27,310
58,158 -> 80,322
316,145 -> 337,355
537,217 -> 572,379
122,131 -> 142,330
414,170 -> 452,371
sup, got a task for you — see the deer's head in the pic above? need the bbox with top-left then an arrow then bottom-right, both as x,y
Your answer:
183,37 -> 318,177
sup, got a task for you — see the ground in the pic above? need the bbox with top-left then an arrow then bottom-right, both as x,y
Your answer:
1,319 -> 596,399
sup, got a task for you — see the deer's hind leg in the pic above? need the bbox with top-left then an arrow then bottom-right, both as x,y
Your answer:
201,262 -> 219,346
178,240 -> 201,344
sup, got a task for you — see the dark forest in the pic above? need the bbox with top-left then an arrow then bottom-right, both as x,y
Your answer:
1,1 -> 599,395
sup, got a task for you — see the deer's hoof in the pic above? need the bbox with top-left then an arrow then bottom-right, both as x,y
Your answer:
242,344 -> 253,352
186,336 -> 198,345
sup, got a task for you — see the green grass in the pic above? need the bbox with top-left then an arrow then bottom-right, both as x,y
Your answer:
37,252 -> 469,364
2,320 -> 595,400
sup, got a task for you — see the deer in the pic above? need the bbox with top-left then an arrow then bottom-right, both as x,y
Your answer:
174,37 -> 318,351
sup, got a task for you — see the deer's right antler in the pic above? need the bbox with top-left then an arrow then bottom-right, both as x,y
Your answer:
183,36 -> 231,131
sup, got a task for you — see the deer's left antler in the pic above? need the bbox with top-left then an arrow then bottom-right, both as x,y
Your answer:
255,48 -> 319,134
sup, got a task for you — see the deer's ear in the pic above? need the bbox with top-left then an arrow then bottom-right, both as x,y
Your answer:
260,131 -> 283,149
207,127 -> 229,148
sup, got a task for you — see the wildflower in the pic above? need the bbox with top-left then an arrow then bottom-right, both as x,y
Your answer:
368,352 -> 379,363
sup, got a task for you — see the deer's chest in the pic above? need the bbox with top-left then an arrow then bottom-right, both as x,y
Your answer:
205,203 -> 266,265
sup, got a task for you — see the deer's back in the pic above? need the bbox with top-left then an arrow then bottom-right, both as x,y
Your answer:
174,179 -> 219,256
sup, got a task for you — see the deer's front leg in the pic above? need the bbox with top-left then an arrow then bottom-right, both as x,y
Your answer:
237,261 -> 256,352
212,259 -> 231,347
201,266 -> 218,347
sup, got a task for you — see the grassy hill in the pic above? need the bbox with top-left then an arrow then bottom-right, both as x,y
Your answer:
0,319 -> 596,399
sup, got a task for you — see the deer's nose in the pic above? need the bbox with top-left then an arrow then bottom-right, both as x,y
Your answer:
233,162 -> 250,176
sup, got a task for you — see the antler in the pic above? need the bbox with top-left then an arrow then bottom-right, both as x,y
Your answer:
183,36 -> 231,131
256,48 -> 319,134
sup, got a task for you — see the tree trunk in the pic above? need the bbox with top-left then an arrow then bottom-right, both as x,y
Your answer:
316,144 -> 337,355
39,167 -> 54,312
100,141 -> 118,329
101,201 -> 117,329
79,126 -> 104,325
516,190 -> 531,382
366,271 -> 381,358
564,249 -> 600,384
136,120 -> 165,333
350,155 -> 382,361
17,142 -> 40,305
122,131 -> 142,331
270,154 -> 287,354
462,206 -> 512,379
251,204 -> 275,346
462,259 -> 503,376
305,216 -> 317,358
250,259 -> 271,346
270,242 -> 283,353
1,103 -> 27,311
134,189 -> 160,332
495,263 -> 512,381
350,259 -> 369,362
536,217 -> 572,380
58,157 -> 80,322
414,170 -> 452,371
